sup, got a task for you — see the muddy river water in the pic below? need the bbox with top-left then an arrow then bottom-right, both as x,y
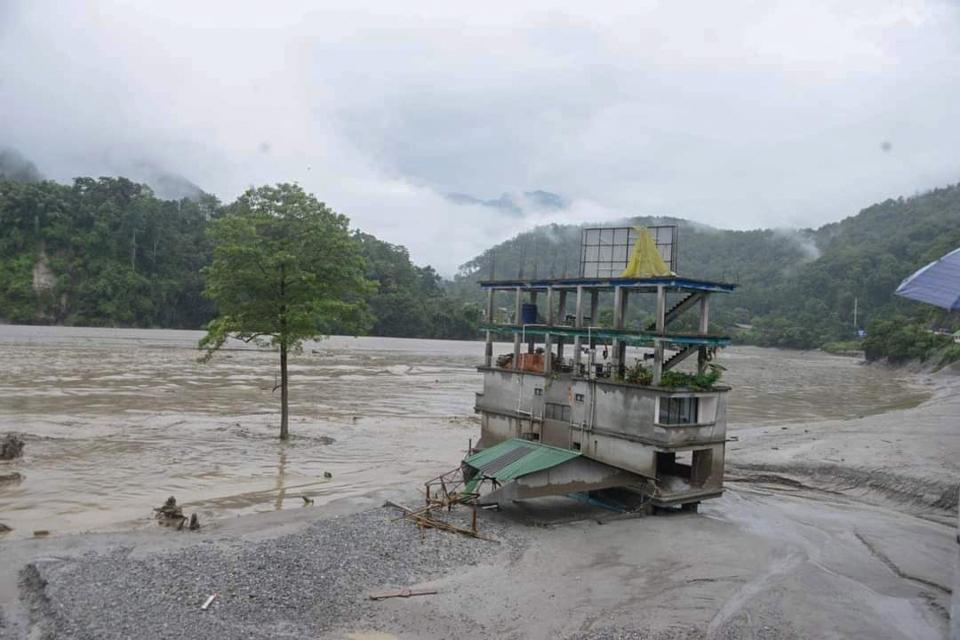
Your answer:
0,325 -> 929,539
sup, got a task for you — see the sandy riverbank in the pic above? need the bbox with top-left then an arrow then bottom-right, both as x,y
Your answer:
0,369 -> 957,639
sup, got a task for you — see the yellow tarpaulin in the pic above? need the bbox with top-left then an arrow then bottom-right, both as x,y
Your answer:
620,226 -> 674,278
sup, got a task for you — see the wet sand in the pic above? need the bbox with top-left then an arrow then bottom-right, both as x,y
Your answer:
0,326 -> 956,639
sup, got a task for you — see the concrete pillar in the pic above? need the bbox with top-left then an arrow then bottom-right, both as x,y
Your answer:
544,333 -> 553,373
654,285 -> 666,384
612,286 -> 623,328
485,288 -> 494,367
655,285 -> 666,334
698,294 -> 710,374
513,288 -> 522,370
653,340 -> 664,385
546,287 -> 555,325
528,290 -> 537,353
556,289 -> 568,362
589,290 -> 599,326
612,286 -> 623,374
573,286 -> 584,373
699,294 -> 710,334
617,288 -> 630,377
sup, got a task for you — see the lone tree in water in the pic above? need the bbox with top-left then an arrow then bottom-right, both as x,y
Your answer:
200,183 -> 370,439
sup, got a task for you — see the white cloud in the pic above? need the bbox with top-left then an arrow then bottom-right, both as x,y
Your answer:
1,0 -> 958,274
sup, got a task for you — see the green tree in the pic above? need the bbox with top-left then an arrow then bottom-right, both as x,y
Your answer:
199,183 -> 371,439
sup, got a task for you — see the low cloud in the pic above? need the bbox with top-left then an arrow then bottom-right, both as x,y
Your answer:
1,1 -> 958,274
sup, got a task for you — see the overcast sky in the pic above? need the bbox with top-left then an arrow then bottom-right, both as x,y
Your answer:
2,1 -> 959,274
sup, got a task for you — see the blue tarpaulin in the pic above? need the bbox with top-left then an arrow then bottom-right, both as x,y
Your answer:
895,247 -> 960,311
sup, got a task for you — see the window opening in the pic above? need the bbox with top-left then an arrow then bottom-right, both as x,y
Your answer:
659,397 -> 699,425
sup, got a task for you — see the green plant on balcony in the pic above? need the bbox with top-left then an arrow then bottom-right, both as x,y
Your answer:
660,363 -> 726,390
621,360 -> 725,390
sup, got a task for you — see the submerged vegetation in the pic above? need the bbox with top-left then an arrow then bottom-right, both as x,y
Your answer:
199,184 -> 372,438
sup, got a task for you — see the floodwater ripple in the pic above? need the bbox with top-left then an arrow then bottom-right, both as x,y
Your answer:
0,325 -> 928,538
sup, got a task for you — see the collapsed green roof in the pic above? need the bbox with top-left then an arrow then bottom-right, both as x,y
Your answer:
462,438 -> 581,494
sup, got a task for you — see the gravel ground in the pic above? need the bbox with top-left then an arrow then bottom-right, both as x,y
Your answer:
568,627 -> 704,640
19,505 -> 523,640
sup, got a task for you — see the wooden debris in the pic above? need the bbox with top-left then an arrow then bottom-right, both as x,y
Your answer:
33,530 -> 49,537
368,587 -> 437,601
384,500 -> 498,544
0,523 -> 12,534
201,593 -> 217,610
301,495 -> 314,505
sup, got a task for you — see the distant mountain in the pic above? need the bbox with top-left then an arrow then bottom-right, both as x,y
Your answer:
446,192 -> 522,215
126,161 -> 207,201
0,148 -> 43,182
450,184 -> 960,348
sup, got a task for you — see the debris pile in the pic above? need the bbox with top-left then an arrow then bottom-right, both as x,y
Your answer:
0,433 -> 24,460
153,496 -> 201,531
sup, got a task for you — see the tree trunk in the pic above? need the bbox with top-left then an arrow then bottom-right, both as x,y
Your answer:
279,341 -> 289,440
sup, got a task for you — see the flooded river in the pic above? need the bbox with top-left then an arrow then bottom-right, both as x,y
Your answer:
0,325 -> 929,539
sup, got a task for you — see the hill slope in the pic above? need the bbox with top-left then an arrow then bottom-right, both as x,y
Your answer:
451,184 -> 960,348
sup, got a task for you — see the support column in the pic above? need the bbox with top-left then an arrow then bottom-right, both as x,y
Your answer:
485,288 -> 494,367
653,285 -> 666,385
544,286 -> 554,374
556,290 -> 568,361
653,340 -> 664,385
544,333 -> 553,374
589,290 -> 599,326
618,289 -> 629,377
513,288 -> 522,370
612,286 -> 624,328
655,285 -> 666,334
573,286 -> 584,373
527,290 -> 538,353
611,286 -> 623,375
698,293 -> 710,374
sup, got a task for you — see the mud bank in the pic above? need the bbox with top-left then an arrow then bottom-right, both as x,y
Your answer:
1,374 -> 956,639
727,368 -> 960,526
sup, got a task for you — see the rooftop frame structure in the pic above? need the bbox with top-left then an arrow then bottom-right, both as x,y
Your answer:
479,275 -> 735,386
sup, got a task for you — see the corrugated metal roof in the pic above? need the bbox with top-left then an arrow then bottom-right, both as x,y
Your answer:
464,439 -> 580,483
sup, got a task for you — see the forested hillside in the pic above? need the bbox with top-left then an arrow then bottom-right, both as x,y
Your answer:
3,172 -> 958,357
452,185 -> 960,350
0,177 -> 217,327
0,177 -> 478,338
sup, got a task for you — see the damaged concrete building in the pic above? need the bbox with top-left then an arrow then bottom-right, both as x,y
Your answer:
464,226 -> 736,511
